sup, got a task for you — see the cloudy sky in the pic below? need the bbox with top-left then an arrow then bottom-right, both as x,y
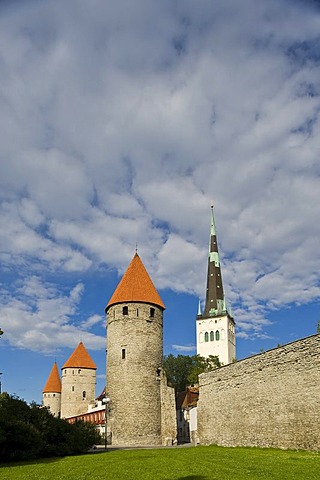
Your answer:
0,0 -> 320,403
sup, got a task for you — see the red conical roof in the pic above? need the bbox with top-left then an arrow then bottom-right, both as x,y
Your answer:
62,342 -> 97,370
107,253 -> 165,310
43,361 -> 61,393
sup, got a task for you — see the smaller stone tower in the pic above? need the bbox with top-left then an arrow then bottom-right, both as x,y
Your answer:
196,205 -> 236,365
60,342 -> 97,419
42,361 -> 61,417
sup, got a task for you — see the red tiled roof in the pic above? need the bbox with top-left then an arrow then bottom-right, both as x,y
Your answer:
106,253 -> 165,310
43,361 -> 61,393
62,342 -> 97,370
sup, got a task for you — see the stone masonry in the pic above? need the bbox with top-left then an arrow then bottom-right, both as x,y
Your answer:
107,302 -> 173,446
198,334 -> 320,450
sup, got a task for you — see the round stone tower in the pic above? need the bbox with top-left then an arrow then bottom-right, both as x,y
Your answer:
60,341 -> 97,419
42,361 -> 61,417
106,253 -> 165,446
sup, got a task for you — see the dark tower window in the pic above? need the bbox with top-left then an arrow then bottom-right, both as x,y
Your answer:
210,331 -> 214,341
204,332 -> 209,342
72,386 -> 74,392
215,330 -> 220,341
123,306 -> 128,315
150,307 -> 155,318
83,391 -> 86,400
122,348 -> 126,359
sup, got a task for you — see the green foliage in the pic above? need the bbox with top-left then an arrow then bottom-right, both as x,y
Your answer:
163,354 -> 220,392
0,327 -> 3,336
1,445 -> 319,480
0,393 -> 101,462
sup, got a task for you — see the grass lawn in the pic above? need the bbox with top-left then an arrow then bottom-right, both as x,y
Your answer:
0,445 -> 319,480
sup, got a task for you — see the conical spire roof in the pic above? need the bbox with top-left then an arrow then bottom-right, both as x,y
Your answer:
43,361 -> 61,393
106,253 -> 165,310
62,342 -> 97,370
204,204 -> 226,317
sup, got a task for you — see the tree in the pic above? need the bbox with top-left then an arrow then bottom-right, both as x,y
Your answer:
163,354 -> 221,392
0,393 -> 101,462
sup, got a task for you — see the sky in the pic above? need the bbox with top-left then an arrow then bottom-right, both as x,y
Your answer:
0,0 -> 320,404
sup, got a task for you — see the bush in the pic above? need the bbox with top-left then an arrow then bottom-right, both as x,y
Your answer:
0,393 -> 101,462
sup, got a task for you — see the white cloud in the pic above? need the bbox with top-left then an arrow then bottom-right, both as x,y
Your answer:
172,344 -> 196,353
0,277 -> 105,353
0,0 -> 320,350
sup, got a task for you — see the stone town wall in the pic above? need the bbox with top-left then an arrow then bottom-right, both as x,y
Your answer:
198,334 -> 320,451
160,372 -> 177,446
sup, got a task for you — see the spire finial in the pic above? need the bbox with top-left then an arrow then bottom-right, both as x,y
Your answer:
135,242 -> 138,253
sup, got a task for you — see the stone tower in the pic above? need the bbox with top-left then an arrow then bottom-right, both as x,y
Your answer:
196,205 -> 236,365
106,253 -> 176,446
60,342 -> 97,419
42,361 -> 61,417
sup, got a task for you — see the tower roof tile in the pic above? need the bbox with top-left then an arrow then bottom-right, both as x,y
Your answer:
62,342 -> 97,370
107,253 -> 165,310
43,361 -> 61,393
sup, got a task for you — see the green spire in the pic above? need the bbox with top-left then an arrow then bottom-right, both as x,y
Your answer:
197,299 -> 202,316
210,202 -> 216,240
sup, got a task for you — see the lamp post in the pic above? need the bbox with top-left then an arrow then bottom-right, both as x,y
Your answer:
102,397 -> 110,450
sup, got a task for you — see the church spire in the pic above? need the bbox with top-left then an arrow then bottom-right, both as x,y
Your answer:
203,204 -> 226,317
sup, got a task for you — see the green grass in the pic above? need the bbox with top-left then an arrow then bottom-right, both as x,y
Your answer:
0,445 -> 319,480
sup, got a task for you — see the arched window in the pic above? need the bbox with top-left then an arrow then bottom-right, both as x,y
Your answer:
210,331 -> 214,341
215,330 -> 220,341
123,306 -> 128,315
221,329 -> 225,340
82,391 -> 86,400
204,332 -> 209,342
199,332 -> 204,343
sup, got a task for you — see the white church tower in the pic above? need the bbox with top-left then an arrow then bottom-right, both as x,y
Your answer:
196,205 -> 236,365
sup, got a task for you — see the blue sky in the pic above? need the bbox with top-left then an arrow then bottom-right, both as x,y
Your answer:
0,0 -> 320,404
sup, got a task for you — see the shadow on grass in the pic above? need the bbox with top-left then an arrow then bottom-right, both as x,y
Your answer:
0,456 -> 65,468
168,477 -> 208,480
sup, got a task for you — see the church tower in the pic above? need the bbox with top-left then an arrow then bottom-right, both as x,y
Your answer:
60,342 -> 97,418
196,205 -> 236,365
106,253 -> 176,446
42,361 -> 61,417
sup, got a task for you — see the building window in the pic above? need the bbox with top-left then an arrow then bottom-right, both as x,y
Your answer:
204,331 -> 209,342
215,330 -> 220,341
210,331 -> 214,341
150,307 -> 155,318
83,391 -> 86,400
137,309 -> 139,317
123,306 -> 128,315
72,386 -> 74,392
78,369 -> 81,374
122,348 -> 126,359
199,332 -> 203,343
